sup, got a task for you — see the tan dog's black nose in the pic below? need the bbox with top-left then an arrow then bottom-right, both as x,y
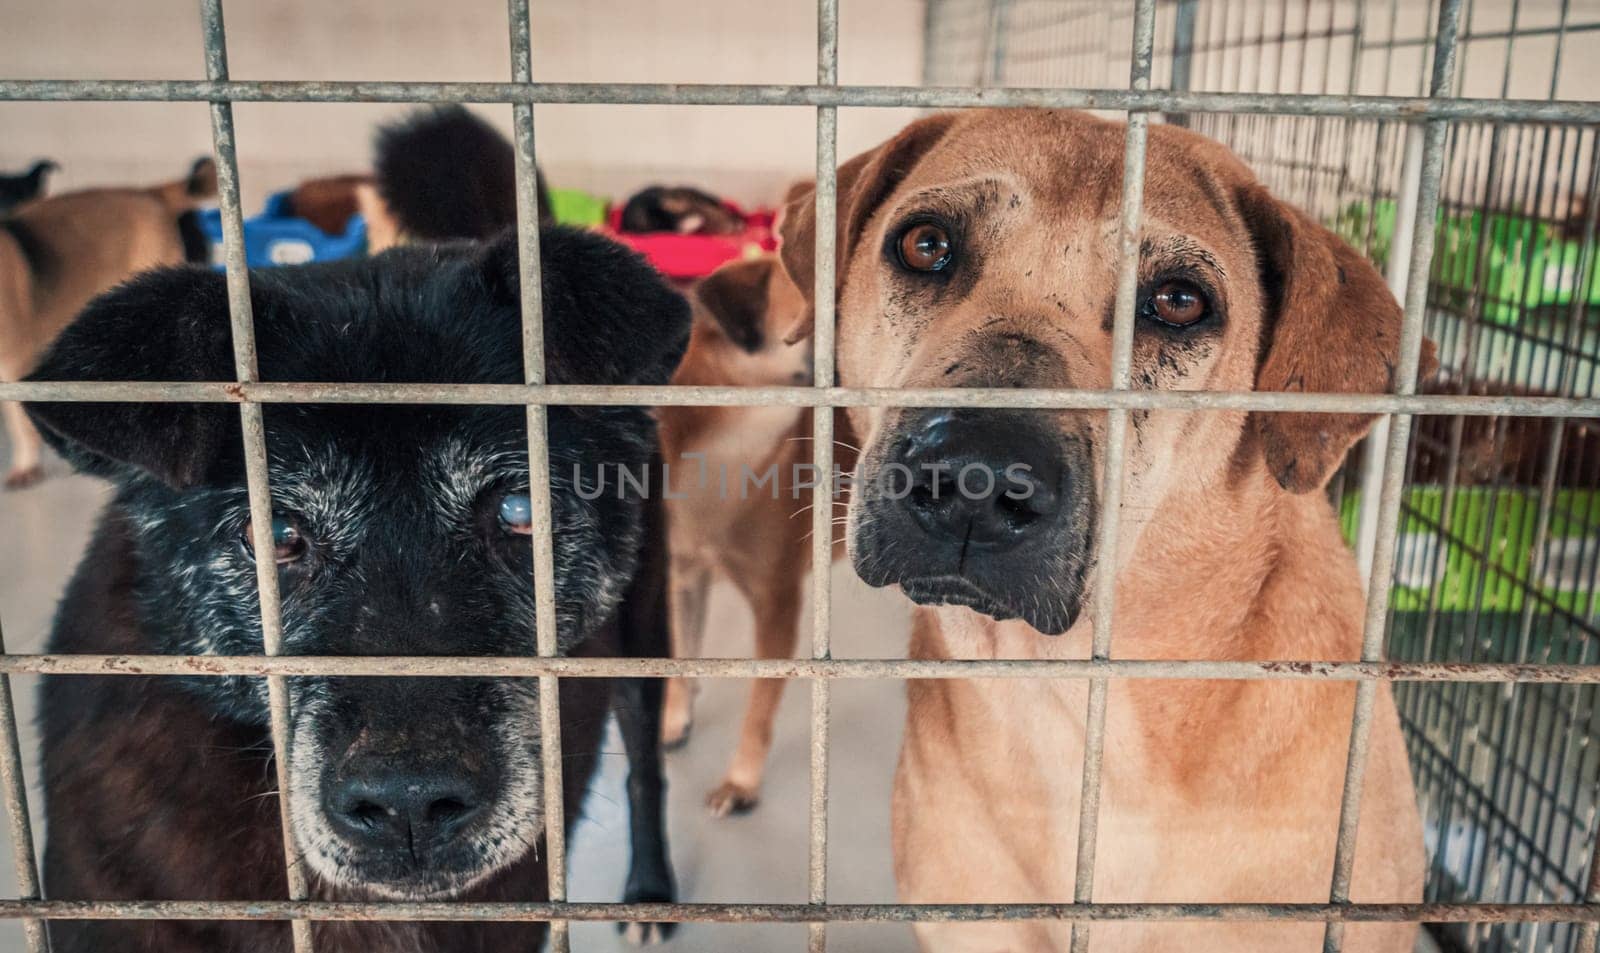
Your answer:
893,410 -> 1064,551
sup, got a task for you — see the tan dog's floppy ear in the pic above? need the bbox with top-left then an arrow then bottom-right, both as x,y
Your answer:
777,113 -> 962,343
1239,186 -> 1439,493
694,258 -> 773,353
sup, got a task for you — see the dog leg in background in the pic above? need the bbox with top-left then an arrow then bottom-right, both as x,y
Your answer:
1,401 -> 44,489
705,568 -> 804,817
612,485 -> 677,945
661,556 -> 711,749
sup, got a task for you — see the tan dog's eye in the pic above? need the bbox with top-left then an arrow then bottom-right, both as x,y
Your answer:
895,223 -> 954,273
1147,281 -> 1209,327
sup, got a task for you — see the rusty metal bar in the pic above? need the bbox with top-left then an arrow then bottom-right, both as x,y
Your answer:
1070,3 -> 1156,951
1,78 -> 1598,123
198,2 -> 313,949
808,2 -> 839,951
1324,2 -> 1462,951
505,2 -> 567,949
9,380 -> 1598,417
0,898 -> 1586,925
0,618 -> 45,952
0,654 -> 1594,683
1579,818 -> 1600,952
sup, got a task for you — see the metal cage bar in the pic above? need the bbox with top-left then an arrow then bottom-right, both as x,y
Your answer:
5,380 -> 1597,416
198,1 -> 314,949
809,3 -> 839,951
0,619 -> 44,953
1324,3 -> 1463,950
0,897 -> 1589,926
2,78 -> 1599,123
504,1 -> 569,948
1069,2 -> 1156,950
0,654 -> 1594,683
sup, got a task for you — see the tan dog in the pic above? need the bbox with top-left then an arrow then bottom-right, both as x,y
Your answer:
657,254 -> 856,815
778,110 -> 1428,952
0,158 -> 216,488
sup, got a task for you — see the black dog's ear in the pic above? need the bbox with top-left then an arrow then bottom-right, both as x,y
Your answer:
693,258 -> 773,353
24,266 -> 240,489
479,228 -> 691,386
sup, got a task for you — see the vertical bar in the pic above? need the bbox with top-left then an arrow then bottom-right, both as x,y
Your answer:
1355,123 -> 1424,588
1069,3 -> 1154,952
809,2 -> 838,951
0,619 -> 45,952
506,2 -> 566,950
1323,3 -> 1463,952
198,3 -> 313,950
1579,821 -> 1600,953
1168,0 -> 1199,107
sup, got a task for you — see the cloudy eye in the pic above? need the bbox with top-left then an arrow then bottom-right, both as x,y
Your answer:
242,515 -> 307,565
499,493 -> 534,536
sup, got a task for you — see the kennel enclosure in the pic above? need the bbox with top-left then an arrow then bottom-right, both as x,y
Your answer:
0,1 -> 1598,952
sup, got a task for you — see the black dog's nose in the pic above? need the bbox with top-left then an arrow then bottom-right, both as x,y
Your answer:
894,411 -> 1064,550
327,770 -> 487,855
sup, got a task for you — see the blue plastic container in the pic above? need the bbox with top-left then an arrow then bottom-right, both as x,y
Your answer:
197,190 -> 367,268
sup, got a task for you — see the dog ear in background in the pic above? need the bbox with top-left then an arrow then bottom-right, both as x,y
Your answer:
776,112 -> 960,343
1238,185 -> 1439,494
476,231 -> 690,387
373,105 -> 551,244
0,159 -> 58,215
23,266 -> 240,490
693,257 -> 773,353
161,157 -> 220,264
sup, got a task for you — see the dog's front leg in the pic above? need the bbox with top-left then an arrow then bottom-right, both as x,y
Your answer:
613,670 -> 677,945
2,400 -> 44,488
612,492 -> 677,945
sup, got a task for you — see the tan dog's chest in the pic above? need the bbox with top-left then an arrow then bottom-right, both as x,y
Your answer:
894,603 -> 1422,953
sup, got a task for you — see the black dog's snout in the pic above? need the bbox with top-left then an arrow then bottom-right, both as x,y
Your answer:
894,411 -> 1065,550
327,768 -> 489,857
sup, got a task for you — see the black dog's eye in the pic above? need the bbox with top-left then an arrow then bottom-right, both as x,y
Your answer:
894,222 -> 954,273
242,515 -> 307,565
499,493 -> 535,536
1142,280 -> 1210,327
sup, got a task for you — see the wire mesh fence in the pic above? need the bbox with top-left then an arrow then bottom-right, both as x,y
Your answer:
0,0 -> 1597,952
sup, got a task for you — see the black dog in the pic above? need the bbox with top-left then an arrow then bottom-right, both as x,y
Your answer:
26,224 -> 687,950
0,159 -> 56,214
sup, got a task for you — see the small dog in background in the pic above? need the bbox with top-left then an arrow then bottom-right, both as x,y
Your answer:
656,254 -> 856,815
0,159 -> 57,214
620,185 -> 745,236
0,156 -> 216,488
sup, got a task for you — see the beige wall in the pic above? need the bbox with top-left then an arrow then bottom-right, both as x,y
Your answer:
0,0 -> 928,211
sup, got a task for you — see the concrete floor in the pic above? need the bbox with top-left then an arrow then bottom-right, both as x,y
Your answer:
0,431 -> 919,952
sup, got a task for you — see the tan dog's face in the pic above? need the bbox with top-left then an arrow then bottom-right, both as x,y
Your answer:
780,110 -> 1429,634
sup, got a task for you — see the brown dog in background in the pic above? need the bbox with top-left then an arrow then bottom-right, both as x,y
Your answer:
778,109 -> 1427,952
0,157 -> 216,488
657,254 -> 856,815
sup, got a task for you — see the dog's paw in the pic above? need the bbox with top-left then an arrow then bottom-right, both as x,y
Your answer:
705,781 -> 759,818
2,466 -> 43,491
659,718 -> 692,752
618,920 -> 676,946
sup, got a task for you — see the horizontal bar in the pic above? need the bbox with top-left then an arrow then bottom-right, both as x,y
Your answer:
6,381 -> 1597,417
0,79 -> 1596,123
3,655 -> 1594,683
0,898 -> 1588,925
